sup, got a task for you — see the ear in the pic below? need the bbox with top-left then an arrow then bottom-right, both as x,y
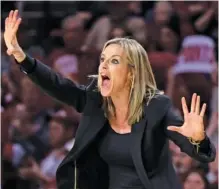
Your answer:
127,69 -> 134,81
126,71 -> 135,90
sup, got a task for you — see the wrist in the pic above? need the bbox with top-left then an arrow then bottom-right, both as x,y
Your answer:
198,132 -> 206,141
189,132 -> 206,142
14,48 -> 26,63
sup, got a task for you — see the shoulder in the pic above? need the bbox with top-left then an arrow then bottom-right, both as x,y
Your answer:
141,93 -> 173,126
148,92 -> 172,107
152,93 -> 183,125
143,93 -> 173,118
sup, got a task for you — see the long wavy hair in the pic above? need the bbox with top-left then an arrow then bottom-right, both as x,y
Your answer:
91,38 -> 158,125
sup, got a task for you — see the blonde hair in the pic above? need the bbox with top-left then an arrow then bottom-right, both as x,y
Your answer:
92,38 -> 158,125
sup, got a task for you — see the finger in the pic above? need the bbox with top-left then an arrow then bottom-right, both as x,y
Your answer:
167,126 -> 182,133
190,93 -> 197,112
8,10 -> 14,23
12,10 -> 18,28
200,103 -> 207,117
7,48 -> 13,56
195,95 -> 200,114
181,97 -> 189,116
5,17 -> 9,30
13,18 -> 22,33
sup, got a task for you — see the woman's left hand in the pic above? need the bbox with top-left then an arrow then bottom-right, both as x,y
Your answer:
168,93 -> 206,141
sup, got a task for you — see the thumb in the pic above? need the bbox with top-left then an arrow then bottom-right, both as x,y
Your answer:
6,44 -> 15,55
7,48 -> 13,55
167,125 -> 182,133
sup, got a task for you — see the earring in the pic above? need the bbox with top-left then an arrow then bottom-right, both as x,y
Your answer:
131,75 -> 134,89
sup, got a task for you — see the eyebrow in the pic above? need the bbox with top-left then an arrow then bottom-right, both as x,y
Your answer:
100,54 -> 122,58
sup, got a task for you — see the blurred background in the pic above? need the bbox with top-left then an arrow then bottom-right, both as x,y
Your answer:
1,1 -> 218,189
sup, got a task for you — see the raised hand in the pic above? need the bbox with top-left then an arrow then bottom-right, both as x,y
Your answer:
168,93 -> 206,141
4,10 -> 25,62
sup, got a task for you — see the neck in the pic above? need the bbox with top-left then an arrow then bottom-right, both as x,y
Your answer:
110,90 -> 130,121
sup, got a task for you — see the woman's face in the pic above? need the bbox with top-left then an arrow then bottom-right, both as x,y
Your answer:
98,44 -> 130,97
160,27 -> 178,53
154,3 -> 172,25
184,172 -> 205,189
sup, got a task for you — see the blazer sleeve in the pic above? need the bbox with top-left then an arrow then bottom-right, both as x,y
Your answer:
164,102 -> 216,163
18,54 -> 86,112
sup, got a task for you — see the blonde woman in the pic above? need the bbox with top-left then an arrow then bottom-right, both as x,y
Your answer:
4,10 -> 216,189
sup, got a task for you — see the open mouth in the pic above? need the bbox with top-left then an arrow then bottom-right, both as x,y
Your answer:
102,75 -> 110,81
101,75 -> 111,87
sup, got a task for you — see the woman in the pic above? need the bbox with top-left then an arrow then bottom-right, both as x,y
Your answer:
183,169 -> 209,189
4,10 -> 216,189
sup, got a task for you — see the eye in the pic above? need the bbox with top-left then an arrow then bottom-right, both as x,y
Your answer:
111,59 -> 119,64
100,57 -> 104,63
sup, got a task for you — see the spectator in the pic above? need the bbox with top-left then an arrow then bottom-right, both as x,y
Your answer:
183,169 -> 210,189
108,26 -> 131,39
156,25 -> 180,54
206,150 -> 218,187
18,114 -> 77,189
82,2 -> 130,51
126,17 -> 148,48
145,1 -> 173,25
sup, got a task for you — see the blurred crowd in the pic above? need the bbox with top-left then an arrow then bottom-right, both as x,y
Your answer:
1,1 -> 218,189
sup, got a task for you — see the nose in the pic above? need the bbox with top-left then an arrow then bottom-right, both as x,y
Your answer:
102,62 -> 108,69
100,59 -> 109,70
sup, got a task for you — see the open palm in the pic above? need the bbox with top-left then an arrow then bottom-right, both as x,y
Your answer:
4,10 -> 22,56
168,93 -> 206,141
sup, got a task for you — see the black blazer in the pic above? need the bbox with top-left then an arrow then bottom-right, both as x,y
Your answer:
19,55 -> 216,189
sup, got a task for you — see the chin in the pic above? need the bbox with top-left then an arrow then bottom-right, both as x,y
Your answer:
100,88 -> 111,97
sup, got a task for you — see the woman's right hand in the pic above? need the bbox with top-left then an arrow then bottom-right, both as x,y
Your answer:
4,10 -> 26,63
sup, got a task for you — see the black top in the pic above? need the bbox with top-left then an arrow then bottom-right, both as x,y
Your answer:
99,123 -> 144,189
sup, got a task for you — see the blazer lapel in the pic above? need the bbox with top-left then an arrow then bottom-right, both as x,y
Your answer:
74,108 -> 107,157
130,104 -> 152,189
130,96 -> 171,189
59,106 -> 106,169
